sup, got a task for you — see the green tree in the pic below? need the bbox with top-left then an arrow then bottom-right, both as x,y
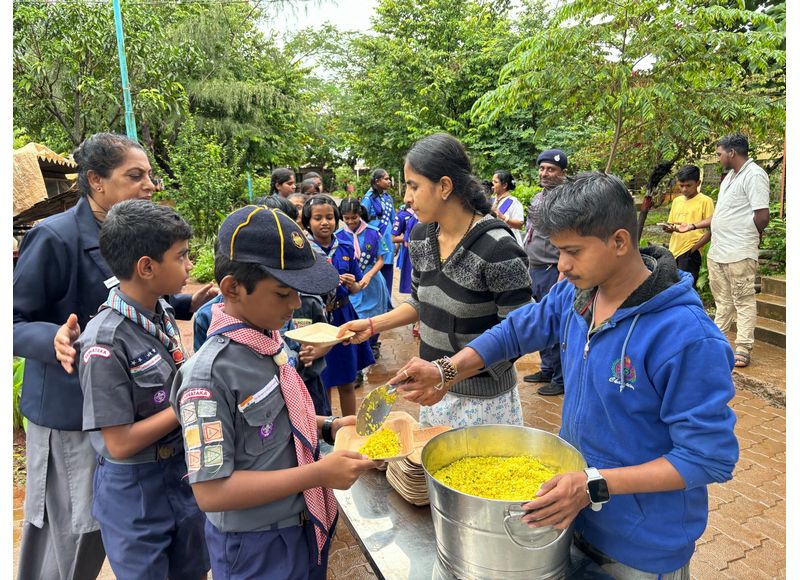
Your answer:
13,0 -> 321,175
162,116 -> 246,241
474,0 -> 785,178
13,0 -> 190,148
332,0 -> 536,174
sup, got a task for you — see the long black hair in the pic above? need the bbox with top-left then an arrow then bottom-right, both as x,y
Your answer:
404,133 -> 492,215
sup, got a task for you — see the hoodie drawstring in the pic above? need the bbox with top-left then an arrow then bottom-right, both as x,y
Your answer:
618,313 -> 641,387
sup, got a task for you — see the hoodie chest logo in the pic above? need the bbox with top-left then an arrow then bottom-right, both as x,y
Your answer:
609,355 -> 637,392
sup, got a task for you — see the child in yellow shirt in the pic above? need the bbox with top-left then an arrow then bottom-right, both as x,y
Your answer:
662,165 -> 714,289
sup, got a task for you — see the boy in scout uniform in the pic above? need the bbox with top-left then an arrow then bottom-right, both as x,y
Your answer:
170,206 -> 379,580
76,200 -> 209,579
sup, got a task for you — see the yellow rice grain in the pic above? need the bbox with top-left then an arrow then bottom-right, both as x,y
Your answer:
432,456 -> 559,500
361,388 -> 397,433
359,427 -> 401,459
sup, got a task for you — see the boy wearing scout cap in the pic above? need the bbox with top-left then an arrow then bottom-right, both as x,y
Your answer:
170,206 -> 379,579
76,200 -> 210,579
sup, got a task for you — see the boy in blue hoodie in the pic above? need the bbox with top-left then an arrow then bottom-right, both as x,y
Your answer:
392,172 -> 739,578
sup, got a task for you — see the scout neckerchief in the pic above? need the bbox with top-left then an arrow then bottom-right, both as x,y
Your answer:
206,302 -> 337,565
345,220 -> 377,273
306,232 -> 339,264
103,290 -> 186,367
305,234 -> 342,317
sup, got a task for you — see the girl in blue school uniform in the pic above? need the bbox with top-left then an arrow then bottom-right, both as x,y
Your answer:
392,191 -> 420,337
302,195 -> 375,417
391,190 -> 419,295
338,199 -> 391,361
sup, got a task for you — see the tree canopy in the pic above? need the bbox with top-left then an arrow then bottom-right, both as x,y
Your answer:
13,0 -> 785,205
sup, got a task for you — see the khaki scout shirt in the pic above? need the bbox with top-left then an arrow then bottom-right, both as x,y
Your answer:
170,335 -> 306,532
77,289 -> 182,462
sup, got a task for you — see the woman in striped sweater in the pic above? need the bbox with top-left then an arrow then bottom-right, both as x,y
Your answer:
340,133 -> 532,427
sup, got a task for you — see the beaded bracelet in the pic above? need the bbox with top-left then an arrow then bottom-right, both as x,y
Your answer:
432,356 -> 458,390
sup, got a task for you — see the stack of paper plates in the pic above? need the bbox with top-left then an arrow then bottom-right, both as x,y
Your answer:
386,425 -> 452,506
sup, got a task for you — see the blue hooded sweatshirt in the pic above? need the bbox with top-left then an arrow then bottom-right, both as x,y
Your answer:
468,246 -> 738,573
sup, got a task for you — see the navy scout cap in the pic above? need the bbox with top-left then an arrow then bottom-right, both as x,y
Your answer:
218,206 -> 339,294
537,149 -> 568,170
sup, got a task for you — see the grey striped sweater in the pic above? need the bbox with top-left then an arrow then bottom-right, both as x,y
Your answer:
405,214 -> 533,398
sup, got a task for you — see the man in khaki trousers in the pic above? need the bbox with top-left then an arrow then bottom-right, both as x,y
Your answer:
677,133 -> 770,367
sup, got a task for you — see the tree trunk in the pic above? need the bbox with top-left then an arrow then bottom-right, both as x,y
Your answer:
605,106 -> 624,173
140,121 -> 153,152
637,160 -> 677,242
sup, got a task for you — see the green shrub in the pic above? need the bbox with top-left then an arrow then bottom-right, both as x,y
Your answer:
191,240 -> 216,284
13,357 -> 26,431
513,181 -> 541,211
760,203 -> 786,274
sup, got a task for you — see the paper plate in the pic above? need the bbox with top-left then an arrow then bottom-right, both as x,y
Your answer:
334,415 -> 414,461
284,322 -> 354,347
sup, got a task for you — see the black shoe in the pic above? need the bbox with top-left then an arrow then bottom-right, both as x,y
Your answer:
537,382 -> 564,396
524,371 -> 553,383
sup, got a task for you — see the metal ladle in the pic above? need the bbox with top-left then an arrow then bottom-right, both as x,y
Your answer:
355,379 -> 411,436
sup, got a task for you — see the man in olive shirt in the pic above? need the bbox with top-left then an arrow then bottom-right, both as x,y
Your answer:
523,149 -> 568,396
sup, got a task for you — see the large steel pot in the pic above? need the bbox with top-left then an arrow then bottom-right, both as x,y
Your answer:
421,425 -> 587,580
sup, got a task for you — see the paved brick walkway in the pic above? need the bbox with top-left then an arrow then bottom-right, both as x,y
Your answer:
12,282 -> 785,579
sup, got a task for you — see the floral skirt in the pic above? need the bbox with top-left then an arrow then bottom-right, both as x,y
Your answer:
418,386 -> 524,428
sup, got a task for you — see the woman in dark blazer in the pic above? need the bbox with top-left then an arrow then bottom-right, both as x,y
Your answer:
13,133 -> 215,579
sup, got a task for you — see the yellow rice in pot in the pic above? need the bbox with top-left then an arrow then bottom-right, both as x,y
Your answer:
432,456 -> 559,500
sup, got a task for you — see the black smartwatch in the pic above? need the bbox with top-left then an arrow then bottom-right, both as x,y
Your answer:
584,467 -> 610,511
321,416 -> 340,446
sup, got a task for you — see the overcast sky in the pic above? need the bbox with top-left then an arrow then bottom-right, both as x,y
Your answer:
264,0 -> 379,36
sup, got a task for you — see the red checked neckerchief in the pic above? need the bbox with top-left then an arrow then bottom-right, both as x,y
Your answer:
207,302 -> 337,564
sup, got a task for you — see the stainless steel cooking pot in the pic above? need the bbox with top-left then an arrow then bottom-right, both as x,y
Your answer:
421,424 -> 587,579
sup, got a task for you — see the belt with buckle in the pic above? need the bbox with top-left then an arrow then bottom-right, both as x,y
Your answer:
157,445 -> 179,460
101,445 -> 180,465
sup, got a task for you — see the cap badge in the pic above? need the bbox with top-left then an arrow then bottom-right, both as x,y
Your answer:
554,155 -> 561,162
291,231 -> 305,249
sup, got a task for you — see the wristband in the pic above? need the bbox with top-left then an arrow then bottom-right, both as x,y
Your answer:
368,317 -> 375,337
691,223 -> 697,231
322,416 -> 339,445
